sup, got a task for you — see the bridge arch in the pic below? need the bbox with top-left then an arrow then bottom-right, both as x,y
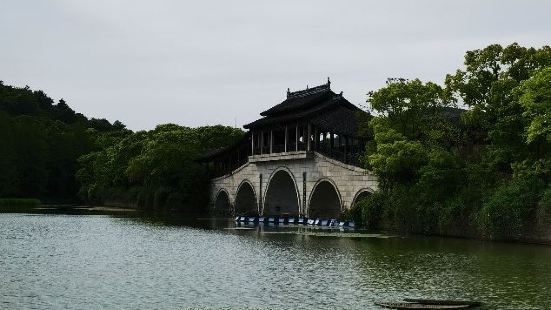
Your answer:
351,188 -> 374,209
263,167 -> 300,216
214,188 -> 232,214
234,179 -> 258,215
307,178 -> 342,218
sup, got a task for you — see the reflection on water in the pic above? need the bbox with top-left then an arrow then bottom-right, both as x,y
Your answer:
1,211 -> 551,309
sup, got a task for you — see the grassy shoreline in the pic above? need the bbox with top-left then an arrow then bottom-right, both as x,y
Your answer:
0,198 -> 42,208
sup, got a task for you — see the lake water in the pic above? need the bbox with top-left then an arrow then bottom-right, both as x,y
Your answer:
1,211 -> 551,309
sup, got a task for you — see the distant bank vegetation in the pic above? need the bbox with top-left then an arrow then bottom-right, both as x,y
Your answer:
1,43 -> 550,241
0,198 -> 41,208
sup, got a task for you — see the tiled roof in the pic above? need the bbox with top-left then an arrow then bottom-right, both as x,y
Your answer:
245,80 -> 361,131
260,81 -> 332,116
244,93 -> 359,130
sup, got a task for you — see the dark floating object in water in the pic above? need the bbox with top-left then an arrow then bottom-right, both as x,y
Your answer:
403,299 -> 481,307
375,299 -> 481,309
375,302 -> 469,309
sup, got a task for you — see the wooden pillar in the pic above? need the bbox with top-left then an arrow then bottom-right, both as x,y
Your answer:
270,130 -> 273,154
260,130 -> 264,155
295,123 -> 299,151
284,124 -> 288,153
330,132 -> 334,156
314,127 -> 319,150
307,123 -> 311,151
251,131 -> 254,155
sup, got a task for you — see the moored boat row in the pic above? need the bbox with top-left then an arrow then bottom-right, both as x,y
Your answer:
234,215 -> 355,228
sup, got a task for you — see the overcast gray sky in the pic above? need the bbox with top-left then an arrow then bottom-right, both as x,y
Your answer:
1,1 -> 550,130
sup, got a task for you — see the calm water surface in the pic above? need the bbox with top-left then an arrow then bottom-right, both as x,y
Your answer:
1,211 -> 551,309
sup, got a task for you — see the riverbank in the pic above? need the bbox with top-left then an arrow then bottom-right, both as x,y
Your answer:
2,201 -> 551,246
0,203 -> 138,214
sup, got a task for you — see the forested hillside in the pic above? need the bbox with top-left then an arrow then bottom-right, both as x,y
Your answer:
0,82 -> 242,210
0,82 -> 126,201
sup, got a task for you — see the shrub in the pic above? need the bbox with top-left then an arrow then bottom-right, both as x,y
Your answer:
478,176 -> 544,239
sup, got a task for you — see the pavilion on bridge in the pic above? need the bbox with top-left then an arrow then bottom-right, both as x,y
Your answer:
201,79 -> 368,177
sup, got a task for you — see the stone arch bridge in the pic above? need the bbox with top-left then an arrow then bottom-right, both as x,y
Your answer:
201,80 -> 378,219
210,151 -> 377,218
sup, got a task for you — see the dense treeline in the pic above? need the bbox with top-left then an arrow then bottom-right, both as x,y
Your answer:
355,43 -> 551,240
76,124 -> 242,211
0,82 -> 125,201
0,81 -> 242,210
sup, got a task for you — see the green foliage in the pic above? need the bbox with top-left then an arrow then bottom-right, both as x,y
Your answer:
478,176 -> 544,239
0,83 -> 126,202
359,43 -> 551,239
357,192 -> 385,230
77,124 -> 243,211
367,78 -> 450,140
518,67 -> 551,144
540,185 -> 551,211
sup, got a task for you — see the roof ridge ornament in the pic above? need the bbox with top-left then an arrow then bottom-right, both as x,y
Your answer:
286,79 -> 332,99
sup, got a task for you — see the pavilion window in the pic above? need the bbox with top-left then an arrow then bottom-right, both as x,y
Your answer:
287,125 -> 297,152
271,127 -> 286,153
